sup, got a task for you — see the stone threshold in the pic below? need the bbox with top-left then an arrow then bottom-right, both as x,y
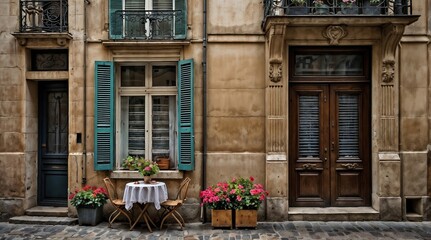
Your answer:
288,207 -> 379,221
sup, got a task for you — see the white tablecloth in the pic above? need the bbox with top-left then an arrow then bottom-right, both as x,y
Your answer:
123,181 -> 168,211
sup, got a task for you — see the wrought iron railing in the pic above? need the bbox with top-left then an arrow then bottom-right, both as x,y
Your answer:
111,10 -> 184,40
264,0 -> 412,18
19,0 -> 68,32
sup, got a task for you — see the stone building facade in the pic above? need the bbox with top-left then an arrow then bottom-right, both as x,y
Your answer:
0,0 -> 430,222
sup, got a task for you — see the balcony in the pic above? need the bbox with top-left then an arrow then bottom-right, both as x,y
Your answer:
110,10 -> 186,40
264,0 -> 412,18
18,0 -> 68,32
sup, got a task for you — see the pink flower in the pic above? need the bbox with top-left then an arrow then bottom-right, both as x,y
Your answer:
236,195 -> 242,201
144,166 -> 151,171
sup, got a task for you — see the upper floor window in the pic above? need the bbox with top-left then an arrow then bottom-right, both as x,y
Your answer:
109,0 -> 187,40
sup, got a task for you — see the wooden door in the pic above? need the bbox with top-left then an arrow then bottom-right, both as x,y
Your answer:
38,82 -> 68,206
289,83 -> 370,207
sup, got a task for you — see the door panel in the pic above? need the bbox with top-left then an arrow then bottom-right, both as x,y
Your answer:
38,82 -> 68,206
289,85 -> 329,207
330,84 -> 370,206
289,83 -> 370,207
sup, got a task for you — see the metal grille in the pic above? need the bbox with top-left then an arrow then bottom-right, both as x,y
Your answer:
298,95 -> 320,158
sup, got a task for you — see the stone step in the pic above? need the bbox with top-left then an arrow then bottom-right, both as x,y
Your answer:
288,207 -> 380,221
25,206 -> 68,217
9,216 -> 78,225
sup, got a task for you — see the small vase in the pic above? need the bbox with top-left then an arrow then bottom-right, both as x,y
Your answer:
143,175 -> 152,184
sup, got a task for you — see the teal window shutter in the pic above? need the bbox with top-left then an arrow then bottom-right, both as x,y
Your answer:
94,61 -> 115,171
174,0 -> 187,39
109,0 -> 123,39
177,59 -> 194,170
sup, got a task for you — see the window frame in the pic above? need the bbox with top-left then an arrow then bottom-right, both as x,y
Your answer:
115,62 -> 178,170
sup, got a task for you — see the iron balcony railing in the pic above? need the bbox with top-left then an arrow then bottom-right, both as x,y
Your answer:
264,0 -> 412,18
19,0 -> 68,32
110,10 -> 185,40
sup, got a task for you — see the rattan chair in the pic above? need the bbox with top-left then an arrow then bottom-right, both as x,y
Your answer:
159,177 -> 191,230
103,177 -> 133,228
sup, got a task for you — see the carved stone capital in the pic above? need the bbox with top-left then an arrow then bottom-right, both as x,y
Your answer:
382,60 -> 395,84
269,60 -> 282,83
322,25 -> 347,45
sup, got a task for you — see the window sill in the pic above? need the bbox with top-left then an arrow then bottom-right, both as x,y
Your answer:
110,170 -> 184,180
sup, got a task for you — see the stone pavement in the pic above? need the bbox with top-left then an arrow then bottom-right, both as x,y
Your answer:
0,221 -> 430,240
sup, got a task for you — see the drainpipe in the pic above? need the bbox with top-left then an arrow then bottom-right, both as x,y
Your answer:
82,0 -> 91,185
201,0 -> 208,223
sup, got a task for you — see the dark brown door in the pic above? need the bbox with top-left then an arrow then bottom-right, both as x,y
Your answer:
289,83 -> 370,207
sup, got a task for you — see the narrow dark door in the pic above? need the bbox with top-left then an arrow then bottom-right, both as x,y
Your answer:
289,83 -> 370,207
38,82 -> 68,206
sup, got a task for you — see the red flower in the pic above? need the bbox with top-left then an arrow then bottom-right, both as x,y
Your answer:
249,176 -> 254,182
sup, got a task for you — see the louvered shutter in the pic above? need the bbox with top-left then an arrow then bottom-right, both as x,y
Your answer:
298,95 -> 320,158
174,0 -> 187,39
177,59 -> 194,170
94,61 -> 115,170
109,0 -> 123,39
338,95 -> 359,158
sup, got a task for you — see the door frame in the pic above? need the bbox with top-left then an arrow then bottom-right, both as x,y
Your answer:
288,46 -> 372,207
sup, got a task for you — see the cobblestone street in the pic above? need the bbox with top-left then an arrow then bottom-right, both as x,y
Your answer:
0,221 -> 430,239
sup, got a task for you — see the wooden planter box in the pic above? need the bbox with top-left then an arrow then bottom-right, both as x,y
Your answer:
235,209 -> 257,228
211,209 -> 233,229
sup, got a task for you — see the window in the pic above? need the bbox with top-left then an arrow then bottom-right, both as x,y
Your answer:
94,59 -> 194,171
118,64 -> 177,165
109,0 -> 187,40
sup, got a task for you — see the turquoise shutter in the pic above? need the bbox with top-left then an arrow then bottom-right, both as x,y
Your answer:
174,0 -> 187,39
177,59 -> 194,170
109,0 -> 123,39
94,61 -> 115,170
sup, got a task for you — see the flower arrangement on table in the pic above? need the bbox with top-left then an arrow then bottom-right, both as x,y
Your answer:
135,157 -> 160,176
69,185 -> 108,208
200,176 -> 269,210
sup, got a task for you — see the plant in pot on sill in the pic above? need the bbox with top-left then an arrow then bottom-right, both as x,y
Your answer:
121,155 -> 138,170
363,0 -> 383,15
340,0 -> 359,14
229,176 -> 269,228
69,185 -> 108,226
313,0 -> 329,14
200,181 -> 236,228
135,157 -> 160,183
289,0 -> 309,15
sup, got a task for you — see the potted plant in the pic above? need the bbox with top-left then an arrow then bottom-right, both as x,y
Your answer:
288,0 -> 309,15
340,0 -> 358,14
69,185 -> 108,226
135,157 -> 160,183
121,155 -> 137,170
313,0 -> 329,14
200,181 -> 236,228
363,0 -> 383,15
229,176 -> 268,228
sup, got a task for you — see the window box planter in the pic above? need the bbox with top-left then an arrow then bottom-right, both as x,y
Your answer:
287,6 -> 309,15
363,1 -> 383,15
340,4 -> 359,14
77,206 -> 103,226
211,209 -> 233,229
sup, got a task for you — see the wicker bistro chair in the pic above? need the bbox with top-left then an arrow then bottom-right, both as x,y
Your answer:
159,177 -> 191,230
103,178 -> 133,228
